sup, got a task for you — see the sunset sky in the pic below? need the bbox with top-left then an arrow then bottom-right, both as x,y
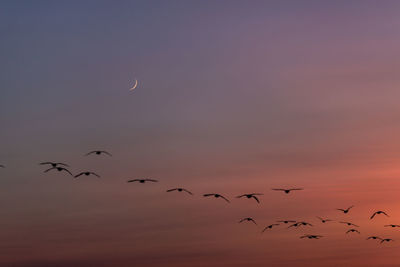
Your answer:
2,1 -> 400,266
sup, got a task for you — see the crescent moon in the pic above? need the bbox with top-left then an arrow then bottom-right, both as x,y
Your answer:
130,79 -> 138,91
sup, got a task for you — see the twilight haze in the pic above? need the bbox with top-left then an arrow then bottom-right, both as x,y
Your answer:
1,1 -> 400,266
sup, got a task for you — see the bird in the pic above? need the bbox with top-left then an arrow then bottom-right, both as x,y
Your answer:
300,235 -> 322,239
127,179 -> 158,183
239,217 -> 257,225
340,221 -> 359,227
236,193 -> 263,203
203,193 -> 230,203
337,205 -> 354,214
271,188 -> 303,194
262,224 -> 279,232
0,164 -> 4,168
370,211 -> 389,219
74,171 -> 100,178
317,217 -> 333,223
39,162 -> 69,167
380,238 -> 394,244
384,224 -> 400,228
367,236 -> 382,240
277,220 -> 296,224
166,188 -> 193,195
288,222 -> 312,228
44,167 -> 73,176
346,229 -> 360,234
85,150 -> 112,157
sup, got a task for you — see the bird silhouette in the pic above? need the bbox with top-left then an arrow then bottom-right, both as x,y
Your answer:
236,193 -> 263,203
239,217 -> 257,225
262,224 -> 279,232
317,217 -> 333,223
337,205 -> 354,214
74,171 -> 100,178
166,188 -> 193,195
277,220 -> 296,224
85,150 -> 112,156
370,211 -> 389,219
367,236 -> 382,240
39,162 -> 69,167
271,188 -> 303,194
44,167 -> 73,176
127,179 -> 158,183
380,238 -> 394,244
300,235 -> 322,239
288,222 -> 312,228
203,194 -> 230,203
384,224 -> 400,228
0,164 -> 5,168
346,229 -> 360,234
340,221 -> 359,227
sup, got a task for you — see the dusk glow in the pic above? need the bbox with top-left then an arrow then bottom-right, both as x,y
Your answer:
1,1 -> 400,266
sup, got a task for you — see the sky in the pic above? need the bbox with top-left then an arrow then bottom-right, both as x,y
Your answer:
1,1 -> 400,266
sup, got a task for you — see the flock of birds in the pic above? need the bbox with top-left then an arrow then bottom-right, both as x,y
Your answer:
0,150 -> 397,244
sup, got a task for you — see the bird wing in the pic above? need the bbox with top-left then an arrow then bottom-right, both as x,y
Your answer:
62,168 -> 73,176
101,151 -> 112,156
236,194 -> 245,198
166,188 -> 177,192
57,162 -> 69,167
252,196 -> 260,203
272,189 -> 285,191
289,188 -> 303,191
337,209 -> 345,212
348,205 -> 354,210
127,179 -> 139,183
183,189 -> 193,195
220,195 -> 230,203
203,194 -> 214,197
370,212 -> 377,219
382,211 -> 389,217
39,162 -> 53,165
146,179 -> 158,182
90,172 -> 100,177
250,219 -> 257,225
44,167 -> 55,173
74,173 -> 83,178
85,151 -> 96,156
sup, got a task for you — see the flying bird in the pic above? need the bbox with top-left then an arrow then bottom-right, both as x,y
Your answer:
74,171 -> 100,178
346,229 -> 360,234
166,188 -> 193,195
337,205 -> 354,214
39,162 -> 69,167
203,193 -> 230,203
44,167 -> 73,176
127,179 -> 158,183
340,221 -> 359,227
370,211 -> 389,219
262,224 -> 280,232
367,236 -> 382,240
271,188 -> 303,194
236,193 -> 263,203
384,224 -> 400,228
317,217 -> 334,223
239,217 -> 257,225
130,79 -> 138,91
0,164 -> 5,168
277,220 -> 296,224
380,238 -> 394,244
300,235 -> 322,239
85,150 -> 112,157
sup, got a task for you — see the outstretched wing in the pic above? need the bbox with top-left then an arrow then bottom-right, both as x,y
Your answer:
203,194 -> 214,197
146,179 -> 158,182
127,179 -> 139,183
272,189 -> 285,191
62,168 -> 73,176
370,212 -> 377,219
220,195 -> 230,203
236,194 -> 246,198
101,151 -> 112,156
90,172 -> 100,178
382,211 -> 389,217
252,196 -> 260,203
166,188 -> 177,192
44,167 -> 55,173
85,151 -> 96,156
74,173 -> 83,178
289,188 -> 303,191
250,219 -> 257,225
183,189 -> 193,195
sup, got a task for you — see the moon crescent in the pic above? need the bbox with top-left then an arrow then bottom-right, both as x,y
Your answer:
130,79 -> 138,91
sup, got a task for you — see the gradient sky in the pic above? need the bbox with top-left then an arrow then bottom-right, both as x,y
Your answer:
2,1 -> 400,266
